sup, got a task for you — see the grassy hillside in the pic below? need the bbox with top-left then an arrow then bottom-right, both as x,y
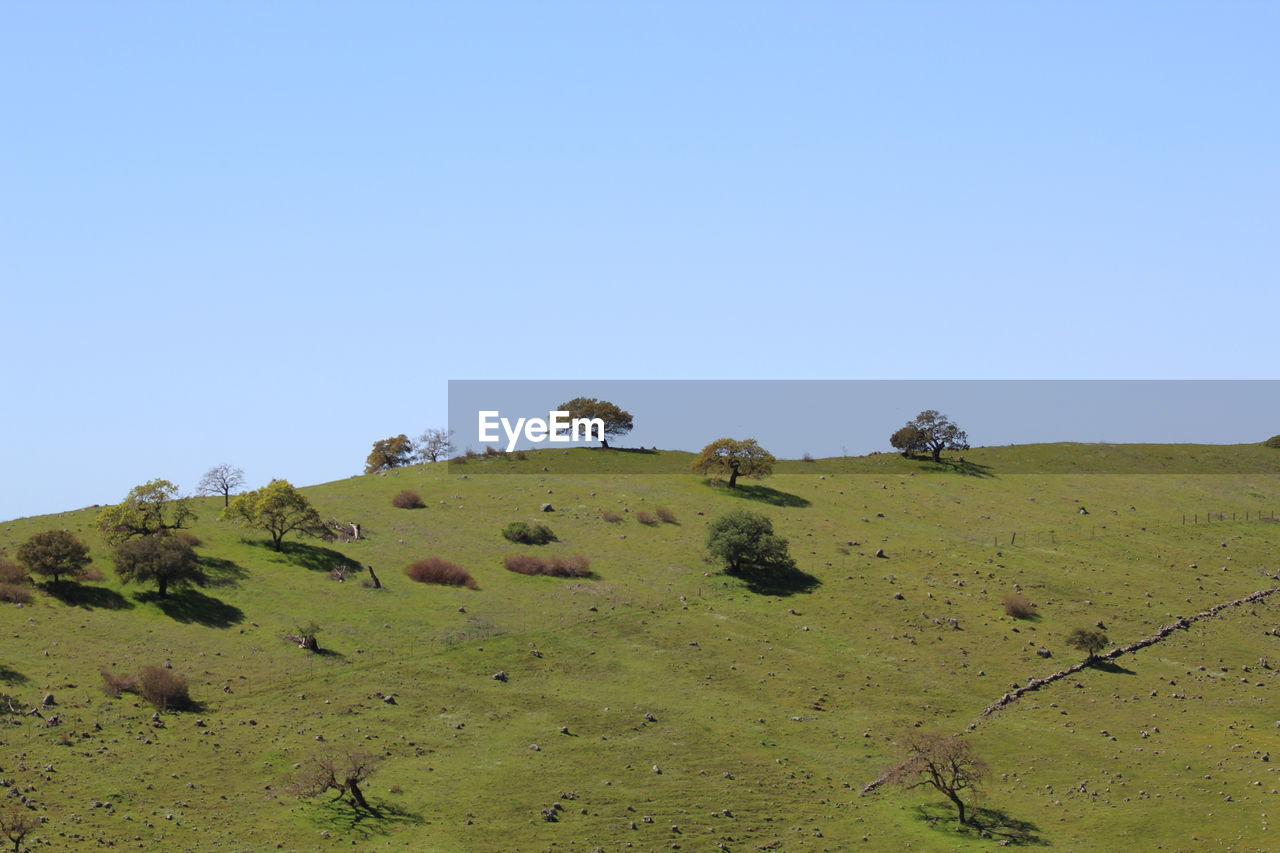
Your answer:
2,443 -> 1280,851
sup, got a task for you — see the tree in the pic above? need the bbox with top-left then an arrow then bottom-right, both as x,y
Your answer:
113,534 -> 203,597
895,410 -> 969,463
365,434 -> 415,474
225,479 -> 325,551
415,427 -> 454,463
0,802 -> 39,853
882,733 -> 988,826
197,464 -> 245,507
293,748 -> 381,811
889,425 -> 924,458
1066,627 -> 1110,660
96,479 -> 196,544
556,397 -> 633,448
706,510 -> 793,573
691,438 -> 776,489
16,530 -> 90,584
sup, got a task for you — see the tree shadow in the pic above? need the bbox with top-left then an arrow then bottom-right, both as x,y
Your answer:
256,541 -> 363,574
197,555 -> 249,588
728,563 -> 821,596
307,797 -> 423,839
904,456 -> 996,479
0,664 -> 27,686
912,803 -> 1047,846
43,580 -> 133,611
704,480 -> 812,508
1088,659 -> 1136,675
135,589 -> 244,628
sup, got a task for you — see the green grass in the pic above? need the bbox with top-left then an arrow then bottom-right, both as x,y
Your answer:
1,443 -> 1279,850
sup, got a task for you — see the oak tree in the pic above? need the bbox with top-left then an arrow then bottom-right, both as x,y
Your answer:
96,479 -> 196,544
883,733 -> 988,826
197,464 -> 245,507
556,397 -> 633,448
293,748 -> 381,811
225,479 -> 325,551
706,510 -> 793,573
113,534 -> 203,597
16,530 -> 90,584
895,410 -> 969,462
692,438 -> 775,489
365,434 -> 415,473
415,427 -> 454,463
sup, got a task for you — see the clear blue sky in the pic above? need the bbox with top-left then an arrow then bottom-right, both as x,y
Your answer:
2,3 -> 1277,521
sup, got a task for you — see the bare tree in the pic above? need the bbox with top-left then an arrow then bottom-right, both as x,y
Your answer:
882,733 -> 987,826
0,802 -> 40,853
197,464 -> 245,507
293,748 -> 381,811
415,428 -> 454,463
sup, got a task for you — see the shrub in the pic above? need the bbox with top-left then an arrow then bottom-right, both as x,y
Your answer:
464,448 -> 479,459
635,510 -> 658,526
1266,435 -> 1280,449
392,489 -> 424,509
706,510 -> 793,573
101,669 -> 138,698
1002,593 -> 1037,619
0,562 -> 26,584
513,450 -> 527,460
405,558 -> 477,588
0,583 -> 31,604
484,445 -> 503,457
76,566 -> 105,582
654,506 -> 677,524
137,665 -> 192,711
502,521 -> 556,545
802,452 -> 816,462
503,554 -> 591,578
601,510 -> 623,523
173,531 -> 203,548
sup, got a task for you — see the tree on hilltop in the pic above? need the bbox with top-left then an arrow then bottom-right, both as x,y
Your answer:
415,428 -> 454,463
197,464 -> 245,507
692,438 -> 775,489
556,397 -> 633,448
365,435 -> 415,473
892,410 -> 969,462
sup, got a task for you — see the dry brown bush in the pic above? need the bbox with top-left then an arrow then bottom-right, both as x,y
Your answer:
405,557 -> 477,588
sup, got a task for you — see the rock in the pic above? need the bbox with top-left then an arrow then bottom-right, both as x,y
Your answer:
875,549 -> 887,558
540,503 -> 554,512
1037,648 -> 1052,658
41,694 -> 55,707
892,592 -> 904,600
643,712 -> 657,722
492,671 -> 509,682
382,695 -> 397,705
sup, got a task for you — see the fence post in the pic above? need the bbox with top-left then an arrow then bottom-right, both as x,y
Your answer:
1011,532 -> 1017,545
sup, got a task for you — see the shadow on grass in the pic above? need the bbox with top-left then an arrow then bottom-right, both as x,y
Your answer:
904,456 -> 996,479
307,798 -> 423,839
728,563 -> 821,596
0,664 -> 27,686
135,589 -> 244,628
1088,659 -> 1136,675
262,541 -> 363,574
704,480 -> 812,508
198,555 -> 249,588
43,580 -> 133,611
912,802 -> 1047,846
